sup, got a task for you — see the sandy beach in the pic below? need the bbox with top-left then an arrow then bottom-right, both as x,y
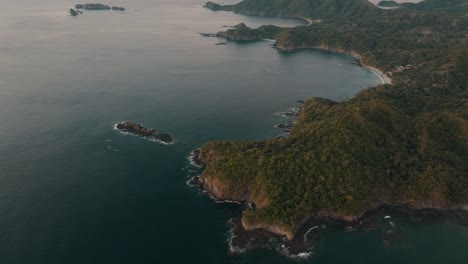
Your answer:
362,63 -> 392,84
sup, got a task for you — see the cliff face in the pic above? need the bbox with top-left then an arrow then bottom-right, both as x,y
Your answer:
198,145 -> 271,208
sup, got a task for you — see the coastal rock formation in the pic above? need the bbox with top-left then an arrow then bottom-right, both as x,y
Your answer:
111,6 -> 125,11
200,33 -> 218,38
114,121 -> 174,144
69,8 -> 79,16
189,149 -> 205,168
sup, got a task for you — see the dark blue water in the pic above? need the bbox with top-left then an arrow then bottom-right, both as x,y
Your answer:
0,1 -> 466,263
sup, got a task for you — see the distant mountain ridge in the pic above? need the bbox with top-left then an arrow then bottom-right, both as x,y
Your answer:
401,0 -> 468,12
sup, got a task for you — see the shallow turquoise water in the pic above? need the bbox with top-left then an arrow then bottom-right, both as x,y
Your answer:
0,1 -> 466,263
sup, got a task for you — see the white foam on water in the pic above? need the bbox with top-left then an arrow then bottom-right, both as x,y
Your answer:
293,251 -> 313,259
214,199 -> 242,205
187,149 -> 203,168
280,244 -> 314,259
228,240 -> 247,254
106,145 -> 120,152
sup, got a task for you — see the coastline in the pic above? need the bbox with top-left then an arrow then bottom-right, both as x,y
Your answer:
362,63 -> 392,84
275,45 -> 392,85
227,204 -> 468,257
194,166 -> 468,254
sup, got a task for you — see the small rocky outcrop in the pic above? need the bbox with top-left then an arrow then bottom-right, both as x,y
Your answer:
200,33 -> 218,37
189,148 -> 205,167
115,121 -> 174,144
111,6 -> 125,11
69,8 -> 79,16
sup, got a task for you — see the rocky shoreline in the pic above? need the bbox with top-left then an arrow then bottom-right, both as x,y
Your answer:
273,101 -> 303,135
227,204 -> 468,257
186,107 -> 467,257
114,121 -> 174,144
195,0 -> 466,257
187,158 -> 468,258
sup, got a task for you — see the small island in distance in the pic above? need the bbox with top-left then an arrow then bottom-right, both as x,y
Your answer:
75,3 -> 125,11
69,3 -> 125,16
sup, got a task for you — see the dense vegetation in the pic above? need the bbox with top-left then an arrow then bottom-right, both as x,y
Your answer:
199,0 -> 468,237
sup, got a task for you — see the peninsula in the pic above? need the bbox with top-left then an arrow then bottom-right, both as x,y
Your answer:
196,0 -> 468,240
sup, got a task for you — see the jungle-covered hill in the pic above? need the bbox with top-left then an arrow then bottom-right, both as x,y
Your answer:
199,0 -> 468,239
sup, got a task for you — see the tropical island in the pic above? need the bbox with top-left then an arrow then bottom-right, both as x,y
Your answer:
195,0 -> 468,241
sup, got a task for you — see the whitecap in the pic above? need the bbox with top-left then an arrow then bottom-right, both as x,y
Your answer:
293,251 -> 313,259
187,149 -> 203,168
106,145 -> 120,152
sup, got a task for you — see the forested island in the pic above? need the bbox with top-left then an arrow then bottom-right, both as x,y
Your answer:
196,0 -> 468,240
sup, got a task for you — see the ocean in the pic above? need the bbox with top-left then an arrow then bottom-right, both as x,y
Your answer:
0,0 -> 466,263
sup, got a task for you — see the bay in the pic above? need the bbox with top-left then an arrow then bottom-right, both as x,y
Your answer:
0,1 -> 465,263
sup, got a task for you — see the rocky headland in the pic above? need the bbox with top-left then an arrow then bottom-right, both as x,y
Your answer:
114,121 -> 174,144
194,0 -> 468,254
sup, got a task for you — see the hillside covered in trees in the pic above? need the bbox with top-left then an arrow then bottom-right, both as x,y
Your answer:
198,0 -> 468,239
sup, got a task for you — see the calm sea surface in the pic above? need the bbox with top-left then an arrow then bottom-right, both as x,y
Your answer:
0,0 -> 466,263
